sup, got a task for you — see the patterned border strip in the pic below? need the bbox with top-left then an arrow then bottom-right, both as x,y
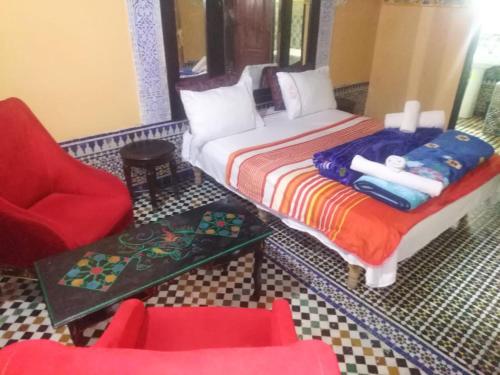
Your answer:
265,240 -> 470,375
59,102 -> 273,160
334,82 -> 369,96
126,0 -> 171,124
316,0 -> 336,67
60,119 -> 188,159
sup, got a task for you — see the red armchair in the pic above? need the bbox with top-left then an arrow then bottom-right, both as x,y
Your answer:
0,299 -> 341,374
94,298 -> 300,350
0,98 -> 133,268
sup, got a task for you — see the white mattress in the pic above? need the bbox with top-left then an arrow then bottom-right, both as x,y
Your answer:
183,110 -> 500,287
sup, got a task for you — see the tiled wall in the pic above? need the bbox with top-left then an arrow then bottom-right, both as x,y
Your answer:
61,119 -> 191,189
60,102 -> 273,189
334,82 -> 369,115
474,66 -> 500,118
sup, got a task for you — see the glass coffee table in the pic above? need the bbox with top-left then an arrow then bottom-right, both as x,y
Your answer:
35,199 -> 272,346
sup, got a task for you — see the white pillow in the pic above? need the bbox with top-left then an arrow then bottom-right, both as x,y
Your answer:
180,71 -> 264,155
276,66 -> 336,119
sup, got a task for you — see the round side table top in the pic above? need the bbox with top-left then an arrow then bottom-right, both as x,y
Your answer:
119,140 -> 175,162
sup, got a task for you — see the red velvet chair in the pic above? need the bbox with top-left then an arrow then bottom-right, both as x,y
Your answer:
0,299 -> 341,374
94,298 -> 300,350
0,98 -> 133,268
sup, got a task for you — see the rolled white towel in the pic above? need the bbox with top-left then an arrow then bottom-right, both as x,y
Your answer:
385,110 -> 445,129
385,155 -> 406,172
400,100 -> 421,133
351,155 -> 444,197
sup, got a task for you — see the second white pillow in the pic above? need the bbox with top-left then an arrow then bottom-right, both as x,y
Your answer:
277,66 -> 336,119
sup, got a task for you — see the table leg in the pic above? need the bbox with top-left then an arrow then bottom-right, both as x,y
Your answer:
193,167 -> 203,185
68,321 -> 87,347
135,285 -> 159,301
146,167 -> 158,209
123,164 -> 134,199
169,160 -> 180,198
251,241 -> 265,301
347,264 -> 363,290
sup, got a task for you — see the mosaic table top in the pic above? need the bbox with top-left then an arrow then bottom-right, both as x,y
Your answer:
35,199 -> 272,328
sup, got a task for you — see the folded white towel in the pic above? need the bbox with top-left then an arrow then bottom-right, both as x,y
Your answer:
385,155 -> 406,172
385,110 -> 445,129
351,155 -> 444,197
384,113 -> 405,128
418,110 -> 446,128
400,100 -> 421,133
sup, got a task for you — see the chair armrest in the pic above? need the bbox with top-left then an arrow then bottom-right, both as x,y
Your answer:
94,299 -> 147,349
270,299 -> 298,345
0,197 -> 67,268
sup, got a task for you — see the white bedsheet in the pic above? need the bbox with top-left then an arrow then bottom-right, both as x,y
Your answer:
183,110 -> 500,287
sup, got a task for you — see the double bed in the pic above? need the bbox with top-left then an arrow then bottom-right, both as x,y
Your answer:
183,108 -> 500,288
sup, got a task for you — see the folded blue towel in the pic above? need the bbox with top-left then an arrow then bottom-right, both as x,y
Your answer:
404,130 -> 495,187
353,175 -> 429,211
313,128 -> 442,185
353,130 -> 495,211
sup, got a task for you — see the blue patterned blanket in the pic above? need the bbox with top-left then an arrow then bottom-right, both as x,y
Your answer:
313,128 -> 442,185
353,130 -> 495,211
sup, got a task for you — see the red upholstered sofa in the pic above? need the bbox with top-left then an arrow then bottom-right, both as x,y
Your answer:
0,98 -> 133,268
0,299 -> 341,374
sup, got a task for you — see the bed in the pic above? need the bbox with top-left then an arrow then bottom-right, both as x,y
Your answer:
182,107 -> 500,288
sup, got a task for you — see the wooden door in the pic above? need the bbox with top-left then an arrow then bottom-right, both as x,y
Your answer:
230,0 -> 274,73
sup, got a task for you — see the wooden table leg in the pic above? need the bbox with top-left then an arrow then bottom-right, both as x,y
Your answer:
347,264 -> 363,290
146,166 -> 158,209
66,285 -> 161,347
193,167 -> 203,186
123,164 -> 134,200
251,241 -> 265,301
169,160 -> 180,198
68,320 -> 87,347
135,285 -> 159,301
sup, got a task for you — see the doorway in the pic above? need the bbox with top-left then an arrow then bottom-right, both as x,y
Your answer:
452,0 -> 500,151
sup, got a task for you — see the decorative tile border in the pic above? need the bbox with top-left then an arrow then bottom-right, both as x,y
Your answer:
335,82 -> 369,115
316,0 -> 336,67
126,0 -> 171,124
59,102 -> 275,187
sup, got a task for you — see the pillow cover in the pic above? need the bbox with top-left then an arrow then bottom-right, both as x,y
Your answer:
180,71 -> 264,157
262,65 -> 312,110
276,66 -> 336,119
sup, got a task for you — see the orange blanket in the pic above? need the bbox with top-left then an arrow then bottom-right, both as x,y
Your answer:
226,116 -> 500,265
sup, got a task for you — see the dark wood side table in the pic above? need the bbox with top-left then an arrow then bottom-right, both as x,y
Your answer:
119,140 -> 179,209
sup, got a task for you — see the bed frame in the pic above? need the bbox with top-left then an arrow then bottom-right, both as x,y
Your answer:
194,166 -> 373,289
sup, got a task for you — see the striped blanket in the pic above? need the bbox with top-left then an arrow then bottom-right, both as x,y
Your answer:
225,116 -> 500,265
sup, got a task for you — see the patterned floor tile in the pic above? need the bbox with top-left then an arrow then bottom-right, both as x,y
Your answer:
1,177 -> 498,375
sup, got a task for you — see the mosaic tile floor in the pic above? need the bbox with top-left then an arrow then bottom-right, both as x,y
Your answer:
456,116 -> 500,152
1,178 -> 499,375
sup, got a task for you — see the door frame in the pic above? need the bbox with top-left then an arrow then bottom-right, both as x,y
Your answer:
448,29 -> 481,129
